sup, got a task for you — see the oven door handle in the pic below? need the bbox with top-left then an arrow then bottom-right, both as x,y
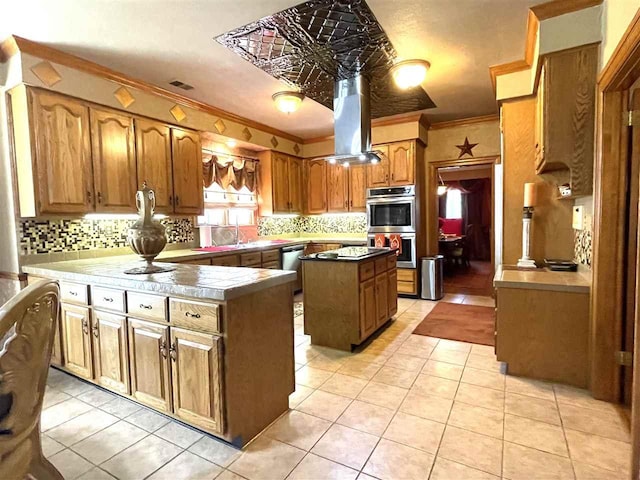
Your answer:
366,196 -> 416,204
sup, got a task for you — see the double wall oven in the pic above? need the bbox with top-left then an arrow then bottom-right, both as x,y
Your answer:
366,186 -> 417,268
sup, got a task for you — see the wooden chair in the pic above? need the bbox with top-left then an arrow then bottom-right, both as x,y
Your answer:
0,280 -> 63,480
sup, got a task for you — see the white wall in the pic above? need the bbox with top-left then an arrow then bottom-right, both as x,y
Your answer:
601,0 -> 640,69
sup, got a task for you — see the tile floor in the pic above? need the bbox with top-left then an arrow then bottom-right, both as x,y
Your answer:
41,296 -> 631,480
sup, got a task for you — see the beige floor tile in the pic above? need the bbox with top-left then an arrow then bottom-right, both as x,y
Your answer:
411,374 -> 459,400
421,360 -> 464,381
438,425 -> 503,476
465,354 -> 503,373
573,461 -> 624,479
430,348 -> 469,366
357,381 -> 408,410
289,384 -> 315,408
189,436 -> 242,468
383,411 -> 445,454
217,470 -> 247,480
471,344 -> 496,357
265,410 -> 331,450
306,355 -> 348,372
49,449 -> 94,480
455,383 -> 505,411
42,434 -> 65,458
76,388 -> 116,407
99,397 -> 142,419
442,294 -> 466,304
43,387 -> 71,409
559,402 -> 630,442
554,384 -> 625,415
504,414 -> 568,456
125,408 -> 170,433
462,296 -> 495,307
502,441 -> 574,480
155,421 -> 204,449
383,353 -> 427,372
337,400 -> 395,436
52,375 -> 96,396
461,367 -> 505,390
395,343 -> 434,359
71,420 -> 148,465
399,390 -> 453,423
505,392 -> 560,425
147,451 -> 223,480
505,376 -> 555,401
448,402 -> 504,439
101,435 -> 182,480
337,359 -> 382,380
229,436 -> 305,480
430,457 -> 499,480
565,429 -> 631,474
436,339 -> 473,353
311,424 -> 379,470
288,453 -> 358,480
47,409 -> 118,446
40,398 -> 93,431
319,373 -> 368,399
76,467 -> 116,480
295,390 -> 352,422
295,366 -> 334,388
294,344 -> 320,364
363,438 -> 434,480
357,473 -> 377,480
403,334 -> 439,349
371,365 -> 419,388
351,350 -> 391,365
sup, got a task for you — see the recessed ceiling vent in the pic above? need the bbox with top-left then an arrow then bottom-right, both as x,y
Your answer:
169,80 -> 194,91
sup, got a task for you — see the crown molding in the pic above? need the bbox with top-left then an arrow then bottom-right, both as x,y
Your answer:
1,35 -> 304,144
429,113 -> 500,130
530,0 -> 603,21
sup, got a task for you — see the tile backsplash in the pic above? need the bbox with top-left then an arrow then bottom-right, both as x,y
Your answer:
19,217 -> 194,255
574,229 -> 592,268
258,214 -> 366,236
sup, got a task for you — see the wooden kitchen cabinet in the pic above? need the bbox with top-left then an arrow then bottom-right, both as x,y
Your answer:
305,159 -> 327,214
172,128 -> 204,215
289,156 -> 303,213
375,273 -> 389,326
92,311 -> 130,394
135,118 -> 174,213
128,318 -> 172,412
328,164 -> 349,212
90,108 -> 138,212
367,144 -> 390,188
359,278 -> 377,339
60,303 -> 93,379
387,269 -> 398,317
349,165 -> 367,211
389,141 -> 415,186
170,328 -> 224,434
258,151 -> 303,214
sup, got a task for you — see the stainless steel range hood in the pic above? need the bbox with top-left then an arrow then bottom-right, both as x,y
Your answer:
325,75 -> 382,166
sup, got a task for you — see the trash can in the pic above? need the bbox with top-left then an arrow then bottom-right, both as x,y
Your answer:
421,255 -> 444,300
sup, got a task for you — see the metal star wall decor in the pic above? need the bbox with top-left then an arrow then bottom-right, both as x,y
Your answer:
456,137 -> 478,158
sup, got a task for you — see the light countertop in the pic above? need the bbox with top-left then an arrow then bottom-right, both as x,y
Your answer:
493,265 -> 591,294
300,247 -> 393,262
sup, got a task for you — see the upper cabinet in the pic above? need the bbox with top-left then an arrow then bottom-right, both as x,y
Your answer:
349,165 -> 367,211
327,164 -> 349,212
171,128 -> 204,215
367,144 -> 389,188
366,141 -> 416,188
258,151 -> 303,215
535,44 -> 597,197
305,159 -> 327,214
135,119 -> 173,213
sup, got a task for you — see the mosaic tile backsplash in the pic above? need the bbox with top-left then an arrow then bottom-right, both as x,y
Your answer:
258,214 -> 367,236
19,217 -> 194,255
574,229 -> 592,267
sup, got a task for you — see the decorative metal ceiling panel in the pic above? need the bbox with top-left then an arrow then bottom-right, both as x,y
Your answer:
215,0 -> 435,118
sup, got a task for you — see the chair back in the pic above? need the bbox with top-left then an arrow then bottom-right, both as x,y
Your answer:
0,280 -> 59,477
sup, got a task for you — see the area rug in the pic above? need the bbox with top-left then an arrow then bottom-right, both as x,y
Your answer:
412,302 -> 495,346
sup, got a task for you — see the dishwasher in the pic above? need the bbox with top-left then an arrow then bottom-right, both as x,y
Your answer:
281,244 -> 304,292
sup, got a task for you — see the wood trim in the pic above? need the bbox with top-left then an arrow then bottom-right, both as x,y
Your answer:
0,36 -> 19,62
524,11 -> 539,66
429,114 -> 500,130
598,8 -> 640,91
3,36 -> 303,144
489,60 -> 531,92
530,0 -> 603,21
0,271 -> 27,282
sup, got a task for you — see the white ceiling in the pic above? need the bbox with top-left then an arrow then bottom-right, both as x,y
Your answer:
3,0 -> 536,139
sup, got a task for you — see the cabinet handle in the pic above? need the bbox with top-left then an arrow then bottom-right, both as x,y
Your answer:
169,195 -> 173,206
391,173 -> 394,181
92,325 -> 99,338
169,343 -> 177,361
103,297 -> 113,303
185,311 -> 201,318
175,195 -> 180,206
139,303 -> 152,310
385,174 -> 389,182
97,192 -> 102,204
81,319 -> 89,335
69,291 -> 78,297
160,341 -> 168,359
350,200 -> 353,207
87,191 -> 92,203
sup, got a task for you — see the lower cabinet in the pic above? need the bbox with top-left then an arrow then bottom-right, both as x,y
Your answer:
60,303 -> 93,379
375,273 -> 389,327
359,278 -> 377,339
92,311 -> 130,394
387,269 -> 398,318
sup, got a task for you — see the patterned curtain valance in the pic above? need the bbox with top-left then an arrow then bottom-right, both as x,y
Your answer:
202,154 -> 259,193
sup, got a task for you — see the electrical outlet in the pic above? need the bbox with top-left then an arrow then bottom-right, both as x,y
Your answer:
572,205 -> 584,230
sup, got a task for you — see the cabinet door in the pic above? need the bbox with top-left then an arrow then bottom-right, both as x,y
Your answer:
288,157 -> 303,213
534,65 -> 546,172
306,160 -> 327,214
60,304 -> 93,379
349,166 -> 367,212
327,164 -> 349,212
136,119 -> 173,213
171,128 -> 204,215
29,90 -> 93,214
92,311 -> 130,394
359,278 -> 377,339
90,108 -> 137,212
51,319 -> 63,367
389,141 -> 414,186
170,328 -> 224,434
367,144 -> 390,188
375,273 -> 389,326
272,153 -> 290,213
387,269 -> 398,318
128,318 -> 172,412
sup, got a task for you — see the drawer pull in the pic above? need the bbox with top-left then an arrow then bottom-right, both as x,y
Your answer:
140,304 -> 153,310
103,297 -> 114,303
160,341 -> 168,359
185,311 -> 201,319
69,291 -> 78,296
169,343 -> 177,361
92,325 -> 99,338
81,319 -> 89,335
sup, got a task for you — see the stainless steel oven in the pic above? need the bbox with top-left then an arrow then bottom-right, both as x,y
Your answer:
367,233 -> 417,268
366,185 -> 416,233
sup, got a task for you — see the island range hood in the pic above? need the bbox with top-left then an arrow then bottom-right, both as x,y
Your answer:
325,75 -> 383,166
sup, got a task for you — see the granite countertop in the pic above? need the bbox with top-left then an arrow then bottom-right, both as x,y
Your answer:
493,265 -> 591,293
300,247 -> 394,262
23,257 -> 297,301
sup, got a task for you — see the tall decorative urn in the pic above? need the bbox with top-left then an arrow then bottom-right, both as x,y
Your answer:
124,183 -> 175,274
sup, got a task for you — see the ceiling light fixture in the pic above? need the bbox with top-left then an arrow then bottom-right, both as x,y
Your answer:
391,59 -> 430,89
226,139 -> 237,148
272,91 -> 305,113
437,173 -> 448,196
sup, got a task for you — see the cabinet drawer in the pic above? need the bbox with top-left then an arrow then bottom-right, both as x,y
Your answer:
127,292 -> 167,321
375,257 -> 388,274
262,260 -> 280,269
397,269 -> 417,282
387,255 -> 397,270
92,286 -> 126,312
261,249 -> 280,263
397,281 -> 417,295
240,252 -> 262,267
359,261 -> 375,281
170,298 -> 221,334
60,282 -> 89,305
211,254 -> 240,267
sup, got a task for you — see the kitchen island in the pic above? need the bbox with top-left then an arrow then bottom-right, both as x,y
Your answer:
24,258 -> 296,447
301,247 -> 398,351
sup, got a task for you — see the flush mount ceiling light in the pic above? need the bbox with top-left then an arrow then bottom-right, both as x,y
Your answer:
272,91 -> 305,113
226,139 -> 237,148
391,59 -> 431,90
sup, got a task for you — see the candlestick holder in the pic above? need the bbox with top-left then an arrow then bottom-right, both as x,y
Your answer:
517,206 -> 537,269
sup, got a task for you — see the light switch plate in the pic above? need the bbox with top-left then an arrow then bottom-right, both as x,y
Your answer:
573,205 -> 584,230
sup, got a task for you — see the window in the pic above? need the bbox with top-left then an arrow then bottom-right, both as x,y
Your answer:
445,188 -> 462,219
197,184 -> 257,226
